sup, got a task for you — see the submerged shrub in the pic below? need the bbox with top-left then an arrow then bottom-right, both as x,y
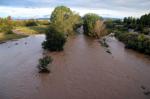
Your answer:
38,56 -> 53,73
42,24 -> 67,51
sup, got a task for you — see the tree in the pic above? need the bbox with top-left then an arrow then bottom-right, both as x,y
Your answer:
83,13 -> 107,38
0,16 -> 13,34
42,6 -> 82,51
93,20 -> 107,38
50,6 -> 81,35
123,13 -> 150,33
42,24 -> 66,51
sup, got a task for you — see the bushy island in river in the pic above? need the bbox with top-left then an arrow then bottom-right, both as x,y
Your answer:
83,13 -> 107,38
0,6 -> 108,73
42,6 -> 81,51
40,6 -> 108,73
42,6 -> 108,51
1,6 -> 149,73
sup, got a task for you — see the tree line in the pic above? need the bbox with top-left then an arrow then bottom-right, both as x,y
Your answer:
0,16 -> 13,34
111,13 -> 150,55
123,13 -> 150,34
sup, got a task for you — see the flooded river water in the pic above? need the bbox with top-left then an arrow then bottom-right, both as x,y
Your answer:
0,34 -> 150,99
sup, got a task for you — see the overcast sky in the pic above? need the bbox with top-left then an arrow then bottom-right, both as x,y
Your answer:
0,0 -> 150,18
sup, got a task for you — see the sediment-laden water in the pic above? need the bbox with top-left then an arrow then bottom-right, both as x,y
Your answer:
0,34 -> 150,99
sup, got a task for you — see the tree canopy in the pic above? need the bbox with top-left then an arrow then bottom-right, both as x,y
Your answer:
0,16 -> 13,34
42,24 -> 66,51
123,13 -> 150,34
43,6 -> 82,51
83,13 -> 107,38
50,6 -> 81,35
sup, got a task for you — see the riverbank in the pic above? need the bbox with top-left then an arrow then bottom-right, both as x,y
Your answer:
0,25 -> 48,43
14,25 -> 48,35
0,33 -> 27,43
115,31 -> 150,55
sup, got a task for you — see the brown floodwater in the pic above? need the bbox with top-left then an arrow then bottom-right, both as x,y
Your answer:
0,34 -> 150,99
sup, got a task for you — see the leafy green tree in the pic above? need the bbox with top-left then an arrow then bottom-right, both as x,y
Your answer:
50,6 -> 81,35
83,13 -> 107,38
123,13 -> 150,34
42,24 -> 66,51
42,6 -> 82,51
123,17 -> 137,29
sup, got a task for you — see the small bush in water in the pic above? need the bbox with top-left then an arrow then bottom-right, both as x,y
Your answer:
38,56 -> 53,73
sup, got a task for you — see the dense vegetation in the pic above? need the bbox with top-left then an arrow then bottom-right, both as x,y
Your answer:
123,13 -> 150,35
24,19 -> 38,26
115,32 -> 150,55
50,6 -> 82,35
105,19 -> 123,32
1,6 -> 149,55
43,6 -> 82,51
42,24 -> 66,51
105,13 -> 150,35
83,13 -> 107,38
105,13 -> 150,55
0,16 -> 27,42
0,16 -> 13,34
43,6 -> 108,51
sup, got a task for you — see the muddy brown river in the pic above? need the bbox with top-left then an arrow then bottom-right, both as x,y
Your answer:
0,34 -> 150,99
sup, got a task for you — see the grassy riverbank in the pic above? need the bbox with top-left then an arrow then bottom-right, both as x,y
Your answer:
0,17 -> 49,43
115,31 -> 150,55
0,33 -> 27,43
0,25 -> 47,43
0,24 -> 48,43
14,25 -> 48,35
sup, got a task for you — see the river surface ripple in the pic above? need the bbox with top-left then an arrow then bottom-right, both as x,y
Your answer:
0,34 -> 150,99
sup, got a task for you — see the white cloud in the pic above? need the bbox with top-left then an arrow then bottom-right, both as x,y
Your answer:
0,0 -> 149,18
72,7 -> 149,18
0,6 -> 53,18
0,6 -> 149,18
